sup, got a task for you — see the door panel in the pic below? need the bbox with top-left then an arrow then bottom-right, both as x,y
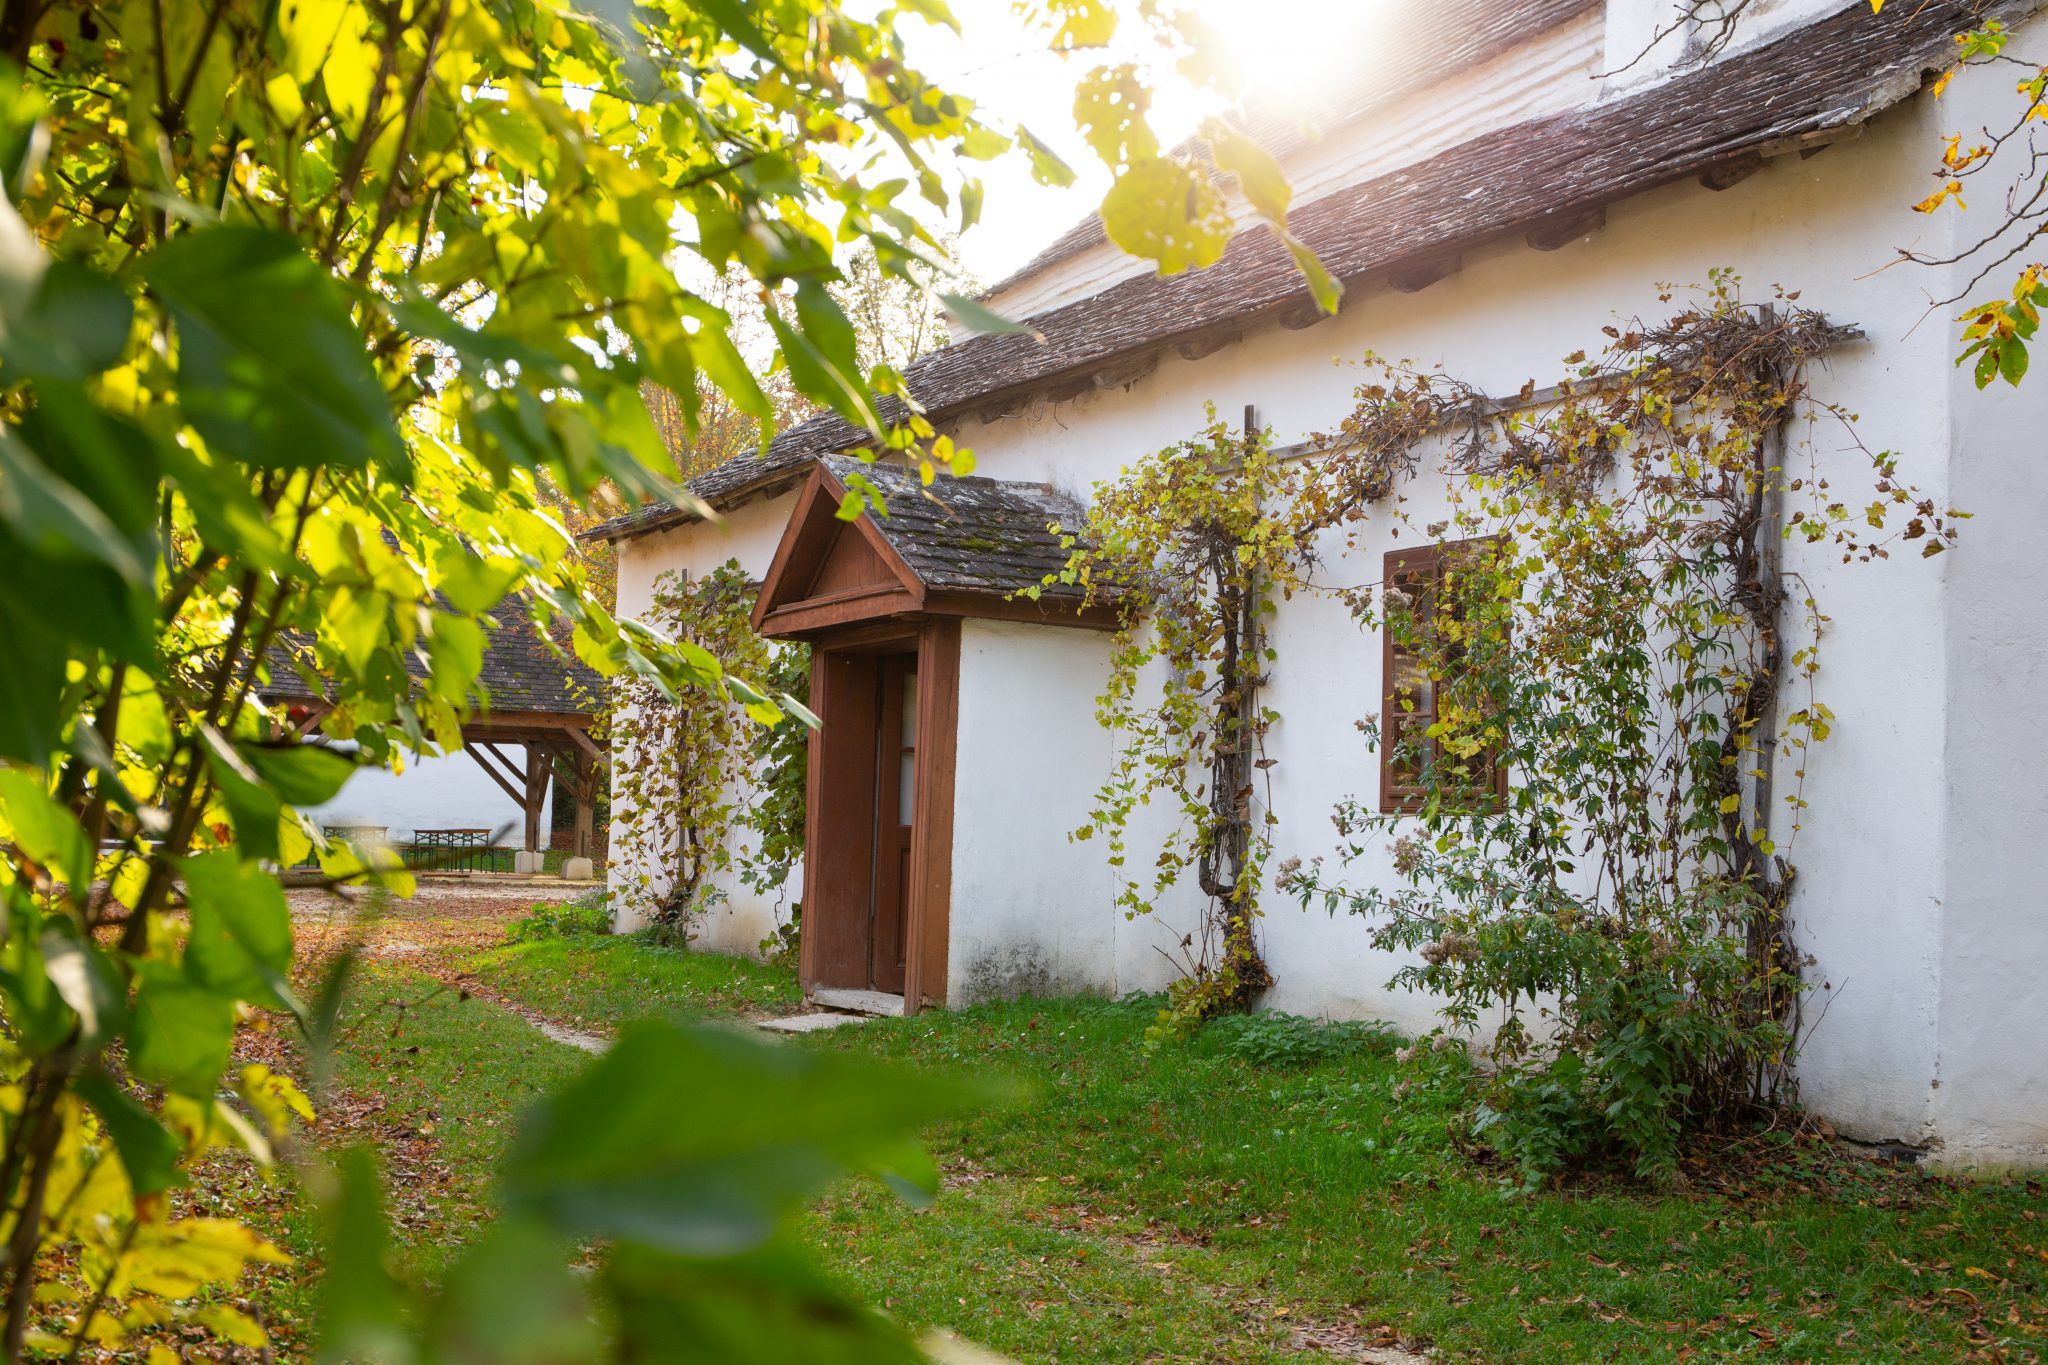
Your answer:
808,652 -> 880,989
870,656 -> 915,994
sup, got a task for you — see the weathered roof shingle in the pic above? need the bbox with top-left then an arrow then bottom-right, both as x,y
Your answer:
821,455 -> 1091,604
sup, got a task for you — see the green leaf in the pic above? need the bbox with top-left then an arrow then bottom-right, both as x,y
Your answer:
143,227 -> 405,474
603,1240 -> 925,1365
682,298 -> 776,432
1100,158 -> 1230,276
1017,128 -> 1077,188
768,310 -> 879,437
0,426 -> 147,586
1999,337 -> 2029,386
1203,119 -> 1290,223
0,596 -> 65,763
897,0 -> 960,32
197,723 -> 281,863
937,293 -> 1041,340
77,1070 -> 185,1197
243,742 -> 358,808
423,1220 -> 600,1365
181,850 -> 300,1014
690,0 -> 780,62
1284,236 -> 1343,316
39,923 -> 125,1047
128,961 -> 237,1098
317,1145 -> 412,1365
1043,0 -> 1117,49
429,614 -> 487,701
498,1020 -> 982,1256
959,125 -> 1008,161
0,899 -> 68,1052
1074,65 -> 1156,169
0,767 -> 90,890
0,261 -> 134,380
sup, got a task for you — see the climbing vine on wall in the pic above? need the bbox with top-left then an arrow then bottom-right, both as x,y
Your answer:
1066,278 -> 1956,1176
1282,277 -> 1959,1184
1053,402 -> 1423,1034
743,642 -> 813,961
610,562 -> 810,944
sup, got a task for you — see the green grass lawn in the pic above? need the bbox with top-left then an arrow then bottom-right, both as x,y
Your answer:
451,935 -> 2048,1363
193,960 -> 595,1356
451,931 -> 804,1031
239,919 -> 2046,1362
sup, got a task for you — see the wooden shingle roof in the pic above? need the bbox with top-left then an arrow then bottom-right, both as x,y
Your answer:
586,0 -> 2027,546
821,456 -> 1092,607
986,0 -> 1601,294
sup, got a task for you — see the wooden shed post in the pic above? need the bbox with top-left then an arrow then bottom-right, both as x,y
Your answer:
522,742 -> 547,853
571,748 -> 595,858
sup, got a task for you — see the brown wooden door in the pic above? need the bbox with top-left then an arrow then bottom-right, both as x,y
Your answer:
870,655 -> 916,994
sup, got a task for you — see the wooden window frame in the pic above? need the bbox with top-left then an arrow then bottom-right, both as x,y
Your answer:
1379,538 -> 1510,815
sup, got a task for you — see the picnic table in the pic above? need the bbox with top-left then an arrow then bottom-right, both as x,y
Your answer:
408,827 -> 498,873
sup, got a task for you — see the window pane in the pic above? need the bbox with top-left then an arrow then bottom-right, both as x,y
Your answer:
1390,653 -> 1435,713
1385,710 -> 1433,789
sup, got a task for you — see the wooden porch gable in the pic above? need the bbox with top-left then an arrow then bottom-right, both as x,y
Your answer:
750,457 -> 1121,640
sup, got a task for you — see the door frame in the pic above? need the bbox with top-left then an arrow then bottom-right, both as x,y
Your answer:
797,617 -> 959,1014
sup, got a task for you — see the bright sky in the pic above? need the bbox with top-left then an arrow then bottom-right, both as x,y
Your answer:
898,0 -> 1399,285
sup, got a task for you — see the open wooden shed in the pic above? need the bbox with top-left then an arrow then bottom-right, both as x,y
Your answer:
263,599 -> 607,860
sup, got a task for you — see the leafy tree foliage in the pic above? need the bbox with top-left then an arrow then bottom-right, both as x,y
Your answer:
0,0 -> 1318,1353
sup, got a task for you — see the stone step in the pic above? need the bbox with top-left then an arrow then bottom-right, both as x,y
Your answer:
808,987 -> 907,1017
757,1012 -> 869,1035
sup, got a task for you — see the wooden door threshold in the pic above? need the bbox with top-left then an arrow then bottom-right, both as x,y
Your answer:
808,987 -> 906,1017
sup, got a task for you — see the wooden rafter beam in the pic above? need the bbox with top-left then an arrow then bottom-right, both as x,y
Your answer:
562,724 -> 604,765
468,746 -> 525,805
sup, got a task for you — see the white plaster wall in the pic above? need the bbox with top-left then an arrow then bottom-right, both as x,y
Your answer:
1924,50 -> 2048,1168
606,493 -> 805,954
302,747 -> 549,845
1936,362 -> 2048,1166
947,620 -> 1121,1003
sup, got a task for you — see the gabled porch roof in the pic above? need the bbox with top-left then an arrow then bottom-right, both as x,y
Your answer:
750,456 -> 1117,639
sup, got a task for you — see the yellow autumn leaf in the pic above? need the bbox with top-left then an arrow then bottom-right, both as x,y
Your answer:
1100,157 -> 1231,277
1913,181 -> 1966,213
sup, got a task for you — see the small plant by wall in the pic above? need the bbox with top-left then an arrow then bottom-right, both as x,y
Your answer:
744,641 -> 811,961
609,561 -> 809,944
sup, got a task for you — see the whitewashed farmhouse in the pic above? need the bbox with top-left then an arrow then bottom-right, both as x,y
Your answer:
590,0 -> 2048,1166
